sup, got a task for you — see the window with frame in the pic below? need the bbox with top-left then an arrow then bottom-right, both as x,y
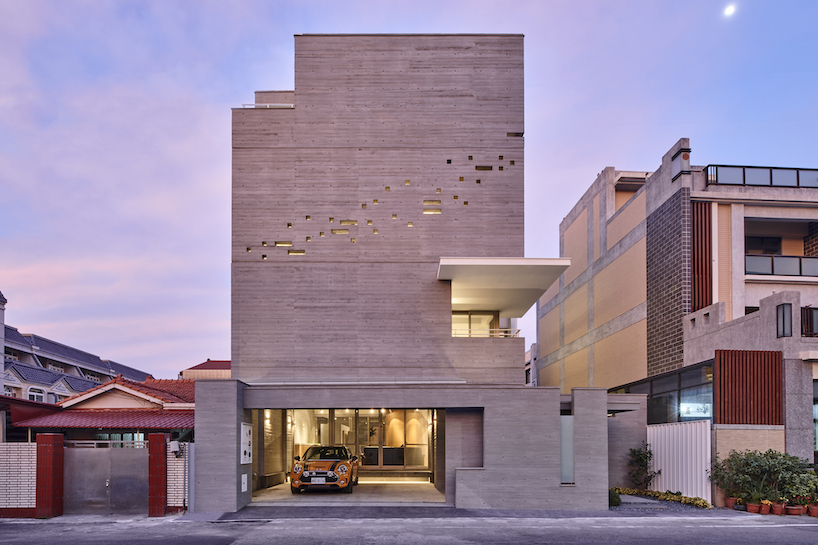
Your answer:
28,387 -> 45,402
452,311 -> 499,337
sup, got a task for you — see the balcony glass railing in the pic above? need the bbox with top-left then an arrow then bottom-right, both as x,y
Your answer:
745,255 -> 818,277
451,329 -> 520,338
707,165 -> 818,188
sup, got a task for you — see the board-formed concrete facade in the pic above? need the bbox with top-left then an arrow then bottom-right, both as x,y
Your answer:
194,34 -> 627,513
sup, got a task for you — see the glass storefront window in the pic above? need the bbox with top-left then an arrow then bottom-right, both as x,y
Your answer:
648,391 -> 678,424
680,384 -> 713,421
680,365 -> 713,388
292,408 -> 432,469
652,375 -> 678,394
406,409 -> 431,467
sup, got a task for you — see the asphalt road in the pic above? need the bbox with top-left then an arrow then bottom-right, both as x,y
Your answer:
2,510 -> 818,544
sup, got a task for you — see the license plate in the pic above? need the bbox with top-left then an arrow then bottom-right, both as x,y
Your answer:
311,477 -> 326,484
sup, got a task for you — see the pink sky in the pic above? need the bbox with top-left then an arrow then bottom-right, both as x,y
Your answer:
1,1 -> 816,377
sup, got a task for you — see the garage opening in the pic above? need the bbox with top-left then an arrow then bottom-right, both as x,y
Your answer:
250,408 -> 445,504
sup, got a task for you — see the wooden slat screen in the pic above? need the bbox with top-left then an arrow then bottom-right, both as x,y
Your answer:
691,201 -> 712,312
713,350 -> 782,425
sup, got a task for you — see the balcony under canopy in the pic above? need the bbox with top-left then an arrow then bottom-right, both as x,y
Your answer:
437,257 -> 570,318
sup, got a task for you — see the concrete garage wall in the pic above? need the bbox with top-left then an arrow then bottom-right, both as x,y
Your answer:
194,380 -> 252,512
196,382 -> 613,512
607,394 -> 647,488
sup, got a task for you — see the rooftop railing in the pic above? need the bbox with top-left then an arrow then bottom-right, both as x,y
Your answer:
706,165 -> 818,188
451,329 -> 520,338
745,255 -> 818,277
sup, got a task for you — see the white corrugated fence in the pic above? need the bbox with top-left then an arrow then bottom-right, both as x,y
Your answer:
647,420 -> 711,502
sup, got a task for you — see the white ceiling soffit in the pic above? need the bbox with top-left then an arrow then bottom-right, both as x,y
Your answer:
437,257 -> 570,317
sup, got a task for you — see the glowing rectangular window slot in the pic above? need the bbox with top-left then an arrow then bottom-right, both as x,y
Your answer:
373,199 -> 378,204
262,241 -> 267,247
507,132 -> 524,137
454,195 -> 458,200
405,180 -> 410,185
476,180 -> 481,185
367,220 -> 372,225
331,229 -> 349,235
468,155 -> 473,160
350,238 -> 356,243
407,222 -> 413,227
362,203 -> 367,209
385,186 -> 390,191
320,232 -> 325,237
475,166 -> 492,171
447,159 -> 451,164
373,229 -> 378,234
499,155 -> 504,160
287,222 -> 292,228
306,236 -> 311,242
464,201 -> 469,206
246,247 -> 251,252
306,215 -> 311,220
499,166 -> 504,171
262,255 -> 267,260
274,241 -> 292,247
329,217 -> 334,223
288,249 -> 305,255
459,177 -> 464,181
392,214 -> 397,219
340,220 -> 357,226
510,160 -> 515,165
436,188 -> 441,194
423,200 -> 441,205
423,209 -> 442,214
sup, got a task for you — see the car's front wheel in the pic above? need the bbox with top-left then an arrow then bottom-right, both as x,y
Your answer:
343,482 -> 354,494
291,485 -> 301,494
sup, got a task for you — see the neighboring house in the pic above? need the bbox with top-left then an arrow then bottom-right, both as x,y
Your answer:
13,376 -> 195,442
524,343 -> 537,386
194,34 -> 644,514
179,359 -> 230,379
1,291 -> 151,404
536,138 -> 818,466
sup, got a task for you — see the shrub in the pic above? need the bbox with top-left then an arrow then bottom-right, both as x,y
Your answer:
627,441 -> 660,489
709,449 -> 818,503
609,488 -> 621,507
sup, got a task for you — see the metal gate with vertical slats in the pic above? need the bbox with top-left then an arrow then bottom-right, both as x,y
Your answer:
63,441 -> 149,514
647,420 -> 711,503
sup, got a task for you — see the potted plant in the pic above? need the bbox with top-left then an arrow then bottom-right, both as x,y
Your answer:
772,496 -> 787,515
808,503 -> 818,517
759,499 -> 772,515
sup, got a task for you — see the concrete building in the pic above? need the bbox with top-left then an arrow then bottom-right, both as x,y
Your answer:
536,138 -> 818,467
195,34 -> 641,512
180,359 -> 231,380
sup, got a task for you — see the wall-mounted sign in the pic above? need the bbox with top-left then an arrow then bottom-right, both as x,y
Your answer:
240,422 -> 253,464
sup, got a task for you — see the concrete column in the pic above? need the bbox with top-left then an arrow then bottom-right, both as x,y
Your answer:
783,358 -> 814,460
193,380 -> 250,512
571,388 -> 609,509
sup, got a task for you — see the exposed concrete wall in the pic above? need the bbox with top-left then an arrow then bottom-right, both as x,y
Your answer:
563,209 -> 587,286
607,394 -> 647,488
232,35 -> 525,385
193,380 -> 251,513
607,191 -> 645,250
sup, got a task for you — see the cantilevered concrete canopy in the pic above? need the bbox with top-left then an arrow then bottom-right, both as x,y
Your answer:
437,257 -> 570,317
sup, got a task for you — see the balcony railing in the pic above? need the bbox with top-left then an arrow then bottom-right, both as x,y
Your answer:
452,329 -> 520,338
706,165 -> 818,188
745,255 -> 818,277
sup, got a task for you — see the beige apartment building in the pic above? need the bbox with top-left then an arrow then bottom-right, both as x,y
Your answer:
194,34 -> 644,513
537,138 -> 818,464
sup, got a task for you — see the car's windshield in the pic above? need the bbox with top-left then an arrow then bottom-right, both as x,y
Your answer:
303,446 -> 348,461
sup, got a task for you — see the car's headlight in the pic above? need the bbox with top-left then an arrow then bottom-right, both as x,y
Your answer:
292,464 -> 302,473
338,464 -> 349,475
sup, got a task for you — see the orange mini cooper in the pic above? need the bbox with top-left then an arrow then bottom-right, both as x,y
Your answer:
290,445 -> 359,494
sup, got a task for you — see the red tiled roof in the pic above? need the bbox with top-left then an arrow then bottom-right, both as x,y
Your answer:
59,376 -> 195,406
15,409 -> 194,429
142,378 -> 195,403
186,359 -> 231,371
